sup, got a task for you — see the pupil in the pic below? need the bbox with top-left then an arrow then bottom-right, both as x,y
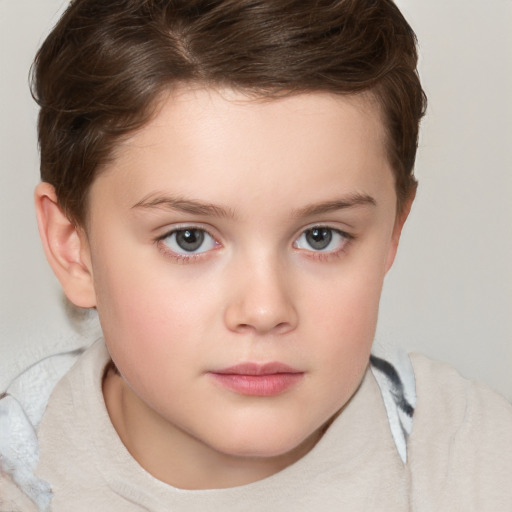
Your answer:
306,228 -> 332,250
176,229 -> 204,251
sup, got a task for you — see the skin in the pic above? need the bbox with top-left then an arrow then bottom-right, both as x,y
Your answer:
35,87 -> 411,490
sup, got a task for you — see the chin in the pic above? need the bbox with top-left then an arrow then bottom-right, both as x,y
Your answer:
211,424 -> 320,461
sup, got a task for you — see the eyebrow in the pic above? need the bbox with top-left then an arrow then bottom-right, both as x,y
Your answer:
292,194 -> 376,218
131,192 -> 376,219
131,194 -> 235,219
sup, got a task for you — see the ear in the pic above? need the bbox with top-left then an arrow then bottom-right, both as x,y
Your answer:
34,182 -> 96,308
385,187 -> 416,272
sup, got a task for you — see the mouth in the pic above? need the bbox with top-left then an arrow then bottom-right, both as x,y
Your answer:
209,362 -> 304,396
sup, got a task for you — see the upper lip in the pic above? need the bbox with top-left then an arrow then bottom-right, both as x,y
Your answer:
212,362 -> 302,375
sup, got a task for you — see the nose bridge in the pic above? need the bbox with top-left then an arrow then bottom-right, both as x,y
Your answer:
224,247 -> 298,335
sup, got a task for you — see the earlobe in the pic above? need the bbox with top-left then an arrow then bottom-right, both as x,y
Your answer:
34,182 -> 96,308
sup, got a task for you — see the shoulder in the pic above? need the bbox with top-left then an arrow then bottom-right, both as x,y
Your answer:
2,348 -> 87,427
408,354 -> 512,509
0,346 -> 88,511
410,353 -> 512,436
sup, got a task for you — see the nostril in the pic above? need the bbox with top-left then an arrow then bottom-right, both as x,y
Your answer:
274,322 -> 292,333
230,318 -> 296,335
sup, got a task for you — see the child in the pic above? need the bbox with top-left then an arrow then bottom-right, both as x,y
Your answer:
1,0 -> 511,510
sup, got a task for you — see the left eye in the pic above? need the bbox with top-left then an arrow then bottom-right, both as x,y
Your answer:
294,227 -> 348,252
161,228 -> 217,255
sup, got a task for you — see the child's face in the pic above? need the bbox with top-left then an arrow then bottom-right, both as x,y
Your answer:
84,87 -> 401,463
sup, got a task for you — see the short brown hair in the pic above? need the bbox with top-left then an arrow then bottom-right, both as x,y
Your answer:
31,0 -> 426,225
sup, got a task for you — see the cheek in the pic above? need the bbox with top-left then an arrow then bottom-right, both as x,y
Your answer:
308,253 -> 385,334
316,291 -> 378,374
303,259 -> 386,388
92,252 -> 214,377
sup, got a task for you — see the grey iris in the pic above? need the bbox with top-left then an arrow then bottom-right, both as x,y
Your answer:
176,229 -> 205,252
306,228 -> 332,250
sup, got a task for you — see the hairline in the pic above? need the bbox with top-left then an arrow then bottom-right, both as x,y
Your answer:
77,83 -> 400,228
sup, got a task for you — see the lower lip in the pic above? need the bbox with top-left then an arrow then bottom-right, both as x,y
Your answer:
210,373 -> 303,396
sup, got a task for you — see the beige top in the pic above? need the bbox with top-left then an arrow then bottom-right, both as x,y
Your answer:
2,340 -> 512,511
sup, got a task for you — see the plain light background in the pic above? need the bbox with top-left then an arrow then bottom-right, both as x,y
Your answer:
1,0 -> 511,400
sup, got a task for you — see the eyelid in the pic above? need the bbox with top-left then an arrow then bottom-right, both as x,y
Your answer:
154,220 -> 220,238
293,223 -> 354,243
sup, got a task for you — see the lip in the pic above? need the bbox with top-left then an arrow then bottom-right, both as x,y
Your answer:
209,362 -> 304,396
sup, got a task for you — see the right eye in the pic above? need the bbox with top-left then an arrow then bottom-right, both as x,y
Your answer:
160,228 -> 218,256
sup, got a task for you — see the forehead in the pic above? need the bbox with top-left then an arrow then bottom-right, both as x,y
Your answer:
91,87 -> 394,217
121,86 -> 387,157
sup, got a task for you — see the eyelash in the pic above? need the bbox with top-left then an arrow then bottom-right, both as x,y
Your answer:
154,225 -> 355,263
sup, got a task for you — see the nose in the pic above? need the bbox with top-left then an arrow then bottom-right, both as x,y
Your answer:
223,257 -> 299,336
